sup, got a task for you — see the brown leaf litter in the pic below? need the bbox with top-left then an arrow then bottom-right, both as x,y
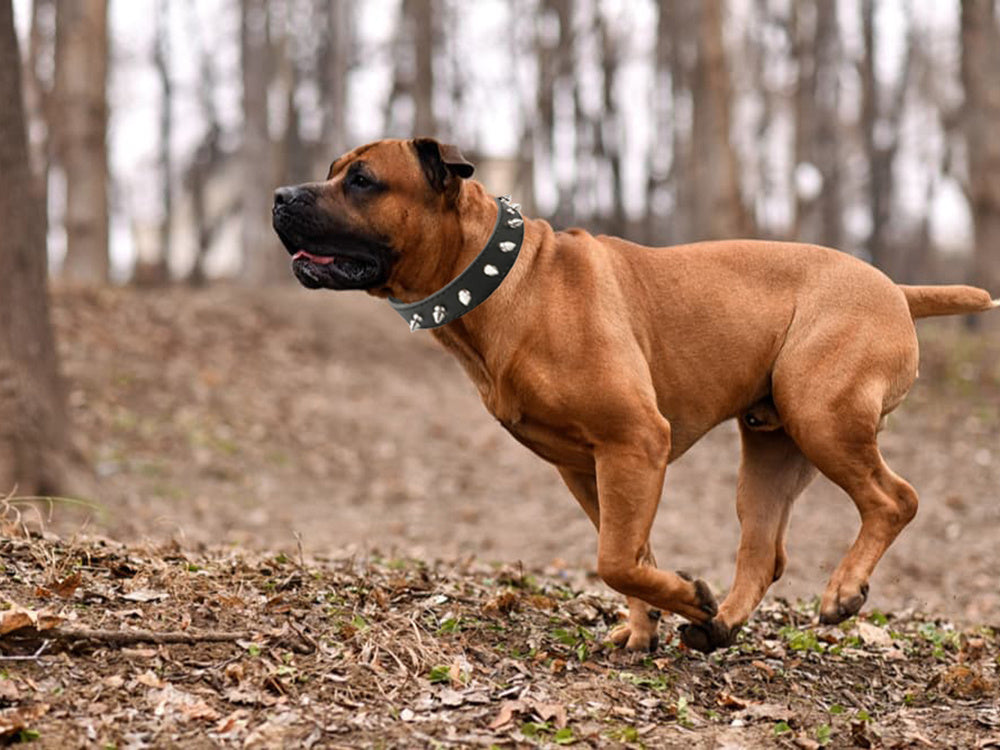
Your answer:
1,530 -> 999,748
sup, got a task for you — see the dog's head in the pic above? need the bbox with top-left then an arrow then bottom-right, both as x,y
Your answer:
271,138 -> 475,294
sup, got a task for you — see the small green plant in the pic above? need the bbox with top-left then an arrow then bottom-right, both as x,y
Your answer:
618,671 -> 671,691
551,625 -> 593,661
868,610 -> 889,626
773,721 -> 792,736
520,721 -> 552,738
675,695 -> 691,727
428,665 -> 451,684
553,727 -> 575,745
779,626 -> 824,653
605,725 -> 640,743
816,723 -> 832,745
246,643 -> 261,657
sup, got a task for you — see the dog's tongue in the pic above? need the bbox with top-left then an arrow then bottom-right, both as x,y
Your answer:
292,250 -> 337,265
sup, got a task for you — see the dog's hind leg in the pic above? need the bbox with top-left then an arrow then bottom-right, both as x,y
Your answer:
680,425 -> 816,653
776,372 -> 919,625
792,417 -> 918,625
557,467 -> 662,652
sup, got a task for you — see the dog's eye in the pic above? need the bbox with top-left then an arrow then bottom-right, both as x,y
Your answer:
349,172 -> 373,189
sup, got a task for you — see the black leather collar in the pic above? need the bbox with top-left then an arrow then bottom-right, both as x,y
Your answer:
388,196 -> 524,331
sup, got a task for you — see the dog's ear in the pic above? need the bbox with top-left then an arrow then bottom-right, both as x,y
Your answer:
413,138 -> 475,194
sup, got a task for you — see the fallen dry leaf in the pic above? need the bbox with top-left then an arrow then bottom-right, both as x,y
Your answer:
488,699 -> 524,729
121,589 -> 169,603
0,606 -> 64,636
50,572 -> 83,599
857,621 -> 893,648
0,703 -> 49,740
716,692 -> 748,710
939,664 -> 995,699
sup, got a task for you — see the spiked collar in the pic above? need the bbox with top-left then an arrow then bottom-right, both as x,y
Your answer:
388,195 -> 524,331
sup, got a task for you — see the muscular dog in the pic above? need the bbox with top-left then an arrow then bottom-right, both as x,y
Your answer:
272,138 -> 998,653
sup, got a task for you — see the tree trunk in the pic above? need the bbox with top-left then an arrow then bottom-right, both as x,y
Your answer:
792,0 -> 842,248
240,0 -> 284,284
320,0 -> 351,159
54,0 -> 109,284
960,0 -> 1000,294
137,0 -> 172,286
861,0 -> 911,274
690,0 -> 752,239
408,0 -> 435,136
23,0 -> 55,190
0,0 -> 72,495
596,10 -> 625,237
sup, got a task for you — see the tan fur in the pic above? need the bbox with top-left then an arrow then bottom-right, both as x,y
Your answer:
302,139 -> 997,652
898,284 -> 996,318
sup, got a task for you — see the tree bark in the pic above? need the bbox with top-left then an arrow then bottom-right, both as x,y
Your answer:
53,0 -> 109,284
408,0 -> 435,136
320,0 -> 351,159
690,0 -> 752,239
0,0 -> 72,495
240,0 -> 285,284
137,0 -> 172,286
792,0 -> 842,248
860,0 -> 911,274
960,0 -> 1000,294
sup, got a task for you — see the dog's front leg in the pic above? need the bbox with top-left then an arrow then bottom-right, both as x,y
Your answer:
557,468 -> 662,651
593,424 -> 718,625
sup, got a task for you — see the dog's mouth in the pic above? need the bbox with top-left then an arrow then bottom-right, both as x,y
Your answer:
273,221 -> 394,291
288,247 -> 382,290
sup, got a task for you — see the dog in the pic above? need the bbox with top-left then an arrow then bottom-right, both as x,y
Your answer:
272,138 -> 998,653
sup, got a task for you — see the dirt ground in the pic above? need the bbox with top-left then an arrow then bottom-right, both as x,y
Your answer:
1,283 -> 998,748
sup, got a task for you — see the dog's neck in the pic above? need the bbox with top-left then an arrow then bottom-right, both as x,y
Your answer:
428,186 -> 542,394
377,181 -> 499,304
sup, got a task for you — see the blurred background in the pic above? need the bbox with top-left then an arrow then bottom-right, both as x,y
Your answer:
6,0 -> 1000,288
1,1 -> 998,620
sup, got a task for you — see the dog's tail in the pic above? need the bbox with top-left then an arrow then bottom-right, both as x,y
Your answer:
898,284 -> 999,319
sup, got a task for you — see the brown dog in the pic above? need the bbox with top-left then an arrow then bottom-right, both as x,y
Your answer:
272,138 -> 998,653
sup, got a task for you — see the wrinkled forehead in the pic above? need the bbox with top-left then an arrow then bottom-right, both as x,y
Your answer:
326,140 -> 415,180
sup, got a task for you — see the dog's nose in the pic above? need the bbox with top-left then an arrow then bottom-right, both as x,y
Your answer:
273,186 -> 297,207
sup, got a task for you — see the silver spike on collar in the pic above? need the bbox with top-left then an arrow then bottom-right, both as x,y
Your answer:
388,196 -> 525,331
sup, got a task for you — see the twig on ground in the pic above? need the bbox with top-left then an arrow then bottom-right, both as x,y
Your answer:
31,626 -> 252,647
0,639 -> 51,661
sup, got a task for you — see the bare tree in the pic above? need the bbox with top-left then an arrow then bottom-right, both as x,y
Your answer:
319,0 -> 352,158
860,0 -> 912,273
240,0 -> 285,284
535,0 -> 574,225
22,0 -> 56,189
0,0 -> 73,495
690,0 -> 752,239
960,0 -> 1000,294
646,0 -> 691,243
53,0 -> 110,284
384,0 -> 437,136
135,0 -> 173,285
792,0 -> 843,248
594,9 -> 625,236
185,0 -> 226,287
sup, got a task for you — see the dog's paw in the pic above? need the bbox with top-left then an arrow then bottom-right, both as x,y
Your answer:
819,582 -> 869,625
609,623 -> 660,653
678,618 -> 739,654
676,570 -> 718,617
609,609 -> 661,652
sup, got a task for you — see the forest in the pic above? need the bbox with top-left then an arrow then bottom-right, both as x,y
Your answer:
1,1 -> 999,747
